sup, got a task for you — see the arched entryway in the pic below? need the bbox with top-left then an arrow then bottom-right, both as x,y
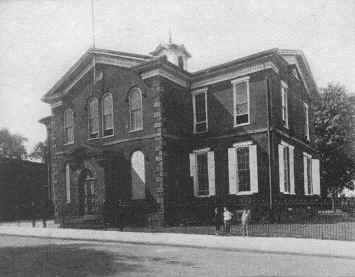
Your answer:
78,168 -> 96,216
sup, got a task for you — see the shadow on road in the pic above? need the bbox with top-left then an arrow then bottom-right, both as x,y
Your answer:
0,243 -> 143,277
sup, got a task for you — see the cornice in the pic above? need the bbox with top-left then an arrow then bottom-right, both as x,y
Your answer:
50,100 -> 63,108
191,61 -> 279,89
140,68 -> 190,88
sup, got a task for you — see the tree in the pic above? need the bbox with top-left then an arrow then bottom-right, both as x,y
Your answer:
313,83 -> 355,198
29,141 -> 48,163
0,128 -> 28,159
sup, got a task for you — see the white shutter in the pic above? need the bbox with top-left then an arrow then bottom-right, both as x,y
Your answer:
303,154 -> 308,195
249,144 -> 258,193
289,146 -> 295,194
278,144 -> 285,193
189,153 -> 198,196
65,163 -> 71,203
312,159 -> 320,195
207,151 -> 216,196
228,148 -> 237,194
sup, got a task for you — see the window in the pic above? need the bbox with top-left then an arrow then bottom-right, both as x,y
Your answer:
232,77 -> 250,126
192,88 -> 208,133
278,142 -> 295,194
197,152 -> 209,195
88,98 -> 99,138
304,102 -> 310,141
102,93 -> 114,137
131,151 -> 146,199
281,81 -> 289,128
129,88 -> 143,131
228,142 -> 258,194
303,153 -> 321,195
189,149 -> 215,197
63,108 -> 74,144
237,147 -> 250,192
65,163 -> 71,203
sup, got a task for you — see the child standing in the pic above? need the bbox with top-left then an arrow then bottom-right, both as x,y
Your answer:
223,207 -> 232,234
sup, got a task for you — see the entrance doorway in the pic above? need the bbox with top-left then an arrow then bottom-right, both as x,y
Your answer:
78,169 -> 96,215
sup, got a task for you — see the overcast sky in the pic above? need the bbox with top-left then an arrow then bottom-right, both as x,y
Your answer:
0,0 -> 354,152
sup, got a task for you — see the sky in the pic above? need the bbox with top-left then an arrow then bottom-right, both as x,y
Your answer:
0,0 -> 354,152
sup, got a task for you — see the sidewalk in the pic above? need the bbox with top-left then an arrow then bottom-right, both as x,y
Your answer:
0,225 -> 354,259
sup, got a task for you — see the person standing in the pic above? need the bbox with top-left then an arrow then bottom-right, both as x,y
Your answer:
30,200 -> 36,227
241,208 -> 251,236
214,206 -> 223,235
223,207 -> 232,234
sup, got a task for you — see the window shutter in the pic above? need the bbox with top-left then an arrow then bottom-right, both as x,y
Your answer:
189,153 -> 198,196
65,163 -> 71,203
228,148 -> 237,194
312,159 -> 320,195
207,151 -> 215,196
303,155 -> 308,195
249,144 -> 258,193
289,146 -> 295,194
278,144 -> 285,193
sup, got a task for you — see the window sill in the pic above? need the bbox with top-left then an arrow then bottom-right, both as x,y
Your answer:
128,128 -> 143,134
193,130 -> 208,135
236,191 -> 255,195
88,136 -> 100,141
281,192 -> 296,195
195,194 -> 211,198
102,134 -> 114,139
63,142 -> 74,146
233,122 -> 250,128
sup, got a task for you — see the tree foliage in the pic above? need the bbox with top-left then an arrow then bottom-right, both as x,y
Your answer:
0,128 -> 28,159
313,83 -> 355,195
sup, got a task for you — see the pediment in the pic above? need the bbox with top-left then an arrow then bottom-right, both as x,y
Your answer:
42,48 -> 152,104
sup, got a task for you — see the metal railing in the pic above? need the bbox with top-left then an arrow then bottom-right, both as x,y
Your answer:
102,197 -> 355,241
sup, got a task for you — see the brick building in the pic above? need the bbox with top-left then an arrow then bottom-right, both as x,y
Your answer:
41,43 -> 321,226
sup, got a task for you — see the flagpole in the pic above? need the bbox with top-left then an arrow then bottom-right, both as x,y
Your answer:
91,0 -> 96,95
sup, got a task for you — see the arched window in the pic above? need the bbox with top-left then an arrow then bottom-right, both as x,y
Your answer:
88,98 -> 99,138
102,93 -> 114,136
64,108 -> 74,144
128,88 -> 143,131
131,151 -> 146,199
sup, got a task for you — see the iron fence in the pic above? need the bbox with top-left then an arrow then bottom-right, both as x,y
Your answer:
103,197 -> 355,241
